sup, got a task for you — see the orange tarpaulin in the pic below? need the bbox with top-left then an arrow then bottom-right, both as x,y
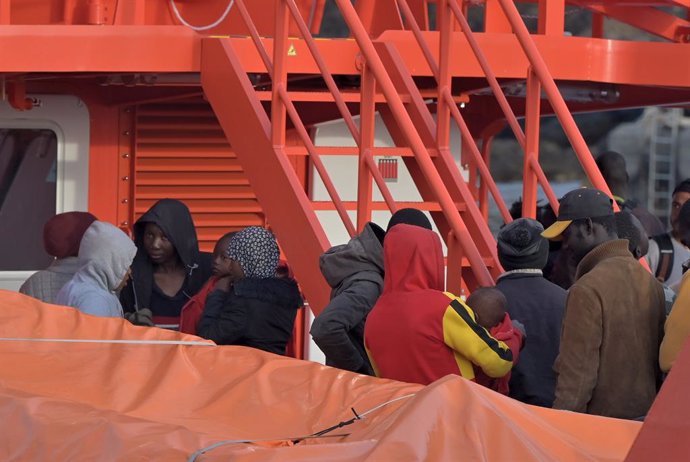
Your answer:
0,290 -> 640,461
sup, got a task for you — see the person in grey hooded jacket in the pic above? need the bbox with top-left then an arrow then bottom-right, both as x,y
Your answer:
56,221 -> 137,318
310,208 -> 432,375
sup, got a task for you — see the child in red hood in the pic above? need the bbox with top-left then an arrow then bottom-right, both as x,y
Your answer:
179,232 -> 236,335
466,287 -> 524,395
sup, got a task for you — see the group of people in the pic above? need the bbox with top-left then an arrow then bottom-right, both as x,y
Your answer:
17,151 -> 690,421
313,207 -> 558,407
19,199 -> 302,355
312,154 -> 690,421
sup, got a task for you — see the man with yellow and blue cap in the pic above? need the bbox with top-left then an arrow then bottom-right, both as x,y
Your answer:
543,187 -> 665,419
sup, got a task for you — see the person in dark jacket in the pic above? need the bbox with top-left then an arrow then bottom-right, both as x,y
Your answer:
120,199 -> 213,329
495,218 -> 566,407
310,208 -> 432,375
197,226 -> 302,355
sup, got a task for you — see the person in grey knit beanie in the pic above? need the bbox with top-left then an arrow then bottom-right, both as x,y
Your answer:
497,218 -> 549,271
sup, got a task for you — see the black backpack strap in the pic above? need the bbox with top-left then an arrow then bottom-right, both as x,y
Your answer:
652,233 -> 674,283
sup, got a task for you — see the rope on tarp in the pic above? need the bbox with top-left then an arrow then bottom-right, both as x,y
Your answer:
186,393 -> 417,462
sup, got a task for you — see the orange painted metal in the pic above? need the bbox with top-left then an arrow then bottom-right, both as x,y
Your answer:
0,0 -> 9,25
357,65 -> 377,231
87,100 -> 121,224
578,3 -> 690,42
117,107 -> 135,231
201,38 -> 332,314
497,0 -> 613,201
523,68 -> 541,220
371,40 -> 495,288
538,0 -> 565,36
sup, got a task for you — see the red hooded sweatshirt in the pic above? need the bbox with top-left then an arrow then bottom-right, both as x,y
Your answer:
364,224 -> 514,385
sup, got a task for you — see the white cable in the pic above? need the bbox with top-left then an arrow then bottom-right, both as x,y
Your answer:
357,393 -> 416,418
169,0 -> 235,31
0,337 -> 214,346
186,393 -> 417,462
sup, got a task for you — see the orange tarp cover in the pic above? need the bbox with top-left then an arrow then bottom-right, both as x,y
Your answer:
0,290 -> 640,461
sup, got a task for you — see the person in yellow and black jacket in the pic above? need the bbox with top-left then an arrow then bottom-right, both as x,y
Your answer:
364,224 -> 514,386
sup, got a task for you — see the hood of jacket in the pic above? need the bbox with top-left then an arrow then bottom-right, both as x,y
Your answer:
133,198 -> 201,270
319,222 -> 385,288
121,199 -> 213,312
76,221 -> 137,292
383,224 -> 444,294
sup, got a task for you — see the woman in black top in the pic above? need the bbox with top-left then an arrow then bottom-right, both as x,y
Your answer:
120,199 -> 213,329
197,226 -> 302,355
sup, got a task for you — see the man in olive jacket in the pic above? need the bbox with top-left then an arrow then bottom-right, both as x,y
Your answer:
542,188 -> 665,419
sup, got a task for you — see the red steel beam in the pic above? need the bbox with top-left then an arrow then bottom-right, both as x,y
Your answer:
538,0 -> 565,36
522,68 -> 541,219
201,38 -> 331,314
0,26 -> 200,72
1,27 -> 690,90
497,0 -> 613,199
371,38 -> 498,287
336,0 -> 493,285
277,85 -> 357,237
579,4 -> 690,42
0,0 -> 9,25
357,66 -> 377,230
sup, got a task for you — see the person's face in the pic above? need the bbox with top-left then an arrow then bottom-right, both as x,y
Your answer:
143,223 -> 176,265
116,268 -> 131,292
228,259 -> 245,282
212,237 -> 233,277
671,191 -> 690,234
561,220 -> 595,265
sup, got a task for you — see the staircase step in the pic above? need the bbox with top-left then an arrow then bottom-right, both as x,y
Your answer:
310,201 -> 466,212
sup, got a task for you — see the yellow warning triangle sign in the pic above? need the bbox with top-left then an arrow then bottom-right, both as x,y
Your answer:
287,44 -> 297,56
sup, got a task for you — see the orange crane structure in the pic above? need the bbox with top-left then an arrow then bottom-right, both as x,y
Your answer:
1,1 -> 690,457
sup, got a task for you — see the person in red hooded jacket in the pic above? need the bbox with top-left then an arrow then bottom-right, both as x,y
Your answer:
364,224 -> 514,386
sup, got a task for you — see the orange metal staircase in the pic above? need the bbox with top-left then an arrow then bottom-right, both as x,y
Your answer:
199,0 -> 690,315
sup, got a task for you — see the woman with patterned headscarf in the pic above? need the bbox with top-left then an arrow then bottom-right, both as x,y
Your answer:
197,227 -> 302,354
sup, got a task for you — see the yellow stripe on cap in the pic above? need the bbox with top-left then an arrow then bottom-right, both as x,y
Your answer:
541,219 -> 572,241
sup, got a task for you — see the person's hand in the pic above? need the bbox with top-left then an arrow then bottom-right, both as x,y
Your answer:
215,276 -> 233,292
125,308 -> 154,327
512,319 -> 527,337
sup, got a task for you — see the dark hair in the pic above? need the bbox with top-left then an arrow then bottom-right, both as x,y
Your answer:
673,179 -> 690,196
466,287 -> 507,330
596,151 -> 629,191
615,211 -> 642,255
509,198 -> 523,220
571,215 -> 617,236
386,208 -> 432,232
220,231 -> 238,241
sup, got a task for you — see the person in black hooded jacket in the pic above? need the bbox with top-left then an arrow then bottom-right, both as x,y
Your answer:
197,226 -> 302,355
120,199 -> 213,329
